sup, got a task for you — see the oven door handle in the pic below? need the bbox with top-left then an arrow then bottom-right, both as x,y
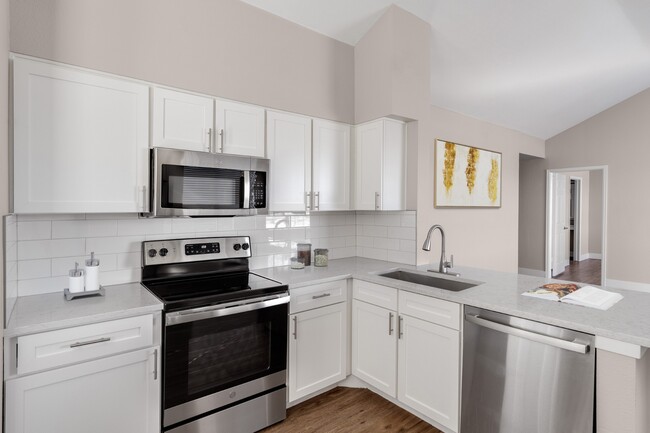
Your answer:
165,294 -> 290,326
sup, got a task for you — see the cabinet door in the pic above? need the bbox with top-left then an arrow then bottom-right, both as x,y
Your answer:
354,121 -> 383,210
381,119 -> 406,210
6,347 -> 161,433
266,111 -> 312,212
351,300 -> 397,397
152,87 -> 214,152
289,302 -> 347,402
13,57 -> 150,213
398,315 -> 460,432
215,99 -> 265,157
313,119 -> 351,211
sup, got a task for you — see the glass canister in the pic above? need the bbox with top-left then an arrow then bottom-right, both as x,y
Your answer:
314,248 -> 329,267
297,243 -> 312,266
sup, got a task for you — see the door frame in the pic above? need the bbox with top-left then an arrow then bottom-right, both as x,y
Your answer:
545,166 -> 608,282
570,177 -> 581,262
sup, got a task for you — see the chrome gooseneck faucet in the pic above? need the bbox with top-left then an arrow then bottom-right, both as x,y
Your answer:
422,224 -> 459,276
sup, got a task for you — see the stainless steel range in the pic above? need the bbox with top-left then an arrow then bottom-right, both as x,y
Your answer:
141,236 -> 289,433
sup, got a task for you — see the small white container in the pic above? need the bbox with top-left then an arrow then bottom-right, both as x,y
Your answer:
68,263 -> 85,293
85,252 -> 100,292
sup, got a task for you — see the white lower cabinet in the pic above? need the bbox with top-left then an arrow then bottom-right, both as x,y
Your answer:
351,280 -> 461,432
6,346 -> 160,433
288,281 -> 348,402
351,299 -> 397,397
5,314 -> 161,433
398,315 -> 460,432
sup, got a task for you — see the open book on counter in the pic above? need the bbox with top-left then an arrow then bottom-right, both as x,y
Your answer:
522,283 -> 623,311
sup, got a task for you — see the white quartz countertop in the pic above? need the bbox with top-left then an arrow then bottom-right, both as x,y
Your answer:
255,258 -> 650,348
5,283 -> 163,338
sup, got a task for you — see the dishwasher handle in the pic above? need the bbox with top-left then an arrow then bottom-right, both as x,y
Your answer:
465,314 -> 590,354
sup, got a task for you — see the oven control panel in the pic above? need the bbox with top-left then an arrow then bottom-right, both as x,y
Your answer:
143,236 -> 252,265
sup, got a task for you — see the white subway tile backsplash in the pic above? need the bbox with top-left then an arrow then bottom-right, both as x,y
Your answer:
118,219 -> 171,236
17,276 -> 69,297
86,236 -> 144,254
17,238 -> 86,260
17,221 -> 52,241
7,210 -> 415,297
52,220 -> 118,239
17,259 -> 51,280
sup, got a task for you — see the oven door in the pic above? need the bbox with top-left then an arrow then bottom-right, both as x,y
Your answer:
163,294 -> 289,428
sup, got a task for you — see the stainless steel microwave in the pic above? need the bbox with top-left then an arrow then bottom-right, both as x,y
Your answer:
148,148 -> 269,217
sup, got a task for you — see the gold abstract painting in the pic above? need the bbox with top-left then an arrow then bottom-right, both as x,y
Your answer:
435,139 -> 502,207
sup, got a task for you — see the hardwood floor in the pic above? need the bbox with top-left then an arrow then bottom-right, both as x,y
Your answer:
261,387 -> 442,433
556,259 -> 601,285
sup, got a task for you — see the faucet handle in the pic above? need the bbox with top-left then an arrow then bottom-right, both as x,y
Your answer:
444,254 -> 454,269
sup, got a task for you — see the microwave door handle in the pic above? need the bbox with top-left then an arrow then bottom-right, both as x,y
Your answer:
243,171 -> 251,209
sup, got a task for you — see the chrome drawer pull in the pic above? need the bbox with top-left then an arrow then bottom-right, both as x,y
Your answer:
312,293 -> 331,300
70,337 -> 111,348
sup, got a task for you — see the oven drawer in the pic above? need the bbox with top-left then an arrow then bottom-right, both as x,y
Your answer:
17,314 -> 154,375
290,280 -> 347,314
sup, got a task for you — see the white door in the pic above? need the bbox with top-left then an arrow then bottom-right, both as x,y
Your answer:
381,119 -> 406,211
152,87 -> 214,152
312,119 -> 351,211
6,347 -> 160,433
13,57 -> 150,213
351,300 -> 397,397
289,302 -> 347,402
215,99 -> 265,157
266,111 -> 312,212
398,315 -> 460,432
354,121 -> 383,210
551,173 -> 569,277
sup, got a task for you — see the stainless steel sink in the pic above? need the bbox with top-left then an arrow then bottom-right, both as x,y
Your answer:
379,269 -> 480,292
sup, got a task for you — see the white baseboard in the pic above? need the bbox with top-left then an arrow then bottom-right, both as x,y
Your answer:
606,279 -> 650,293
577,253 -> 602,261
518,267 -> 545,277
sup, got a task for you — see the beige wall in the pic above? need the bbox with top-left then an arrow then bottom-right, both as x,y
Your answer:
519,88 -> 650,284
1,0 -> 9,406
10,0 -> 355,123
418,106 -> 545,272
589,170 -> 603,254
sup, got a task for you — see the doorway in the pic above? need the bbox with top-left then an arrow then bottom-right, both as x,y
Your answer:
546,167 -> 607,285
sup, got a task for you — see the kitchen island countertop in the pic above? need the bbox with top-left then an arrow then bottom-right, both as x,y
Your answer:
255,257 -> 650,348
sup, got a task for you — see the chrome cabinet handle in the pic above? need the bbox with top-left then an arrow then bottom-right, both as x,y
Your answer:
218,128 -> 224,153
398,316 -> 403,339
306,192 -> 312,211
207,128 -> 213,153
465,314 -> 589,354
388,312 -> 394,335
314,191 -> 320,210
153,348 -> 158,380
70,337 -> 111,348
312,293 -> 331,299
375,192 -> 381,210
292,316 -> 298,339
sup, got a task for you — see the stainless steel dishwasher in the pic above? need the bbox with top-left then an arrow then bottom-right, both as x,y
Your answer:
462,306 -> 595,433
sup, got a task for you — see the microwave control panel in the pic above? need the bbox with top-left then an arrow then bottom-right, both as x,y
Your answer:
250,171 -> 267,209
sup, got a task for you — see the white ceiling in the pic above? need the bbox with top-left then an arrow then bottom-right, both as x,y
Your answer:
240,0 -> 650,139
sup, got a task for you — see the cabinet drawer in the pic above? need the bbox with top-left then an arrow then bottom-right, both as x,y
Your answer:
398,291 -> 460,330
17,315 -> 154,375
353,280 -> 398,311
290,280 -> 347,314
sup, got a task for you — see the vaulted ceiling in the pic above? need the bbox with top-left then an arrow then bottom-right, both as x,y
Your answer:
240,0 -> 650,139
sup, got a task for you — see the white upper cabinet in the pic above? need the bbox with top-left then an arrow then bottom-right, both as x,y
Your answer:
152,87 -> 214,152
312,119 -> 351,211
13,57 -> 150,213
354,118 -> 406,211
152,90 -> 265,157
215,99 -> 265,157
266,110 -> 312,212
